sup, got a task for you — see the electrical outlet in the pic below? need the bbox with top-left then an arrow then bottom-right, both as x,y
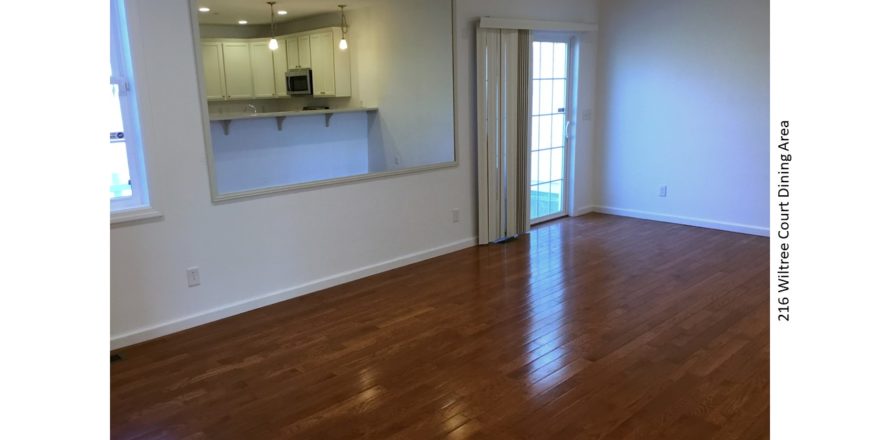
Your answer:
452,208 -> 460,223
186,267 -> 201,287
659,185 -> 668,197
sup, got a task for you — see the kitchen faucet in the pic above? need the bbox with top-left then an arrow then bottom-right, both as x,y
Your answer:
246,104 -> 257,114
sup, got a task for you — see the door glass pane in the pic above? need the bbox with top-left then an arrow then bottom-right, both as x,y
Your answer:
538,115 -> 552,150
530,184 -> 540,219
532,42 -> 541,79
550,148 -> 564,181
531,118 -> 541,153
532,78 -> 541,115
530,151 -> 540,185
539,42 -> 554,78
551,114 -> 564,149
553,43 -> 567,78
539,80 -> 553,114
538,149 -> 552,183
548,181 -> 562,214
552,79 -> 566,112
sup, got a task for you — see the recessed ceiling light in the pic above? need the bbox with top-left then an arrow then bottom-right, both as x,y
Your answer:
277,10 -> 287,15
238,20 -> 248,24
198,7 -> 210,12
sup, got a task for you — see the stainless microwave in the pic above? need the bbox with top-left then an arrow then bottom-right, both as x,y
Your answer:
286,68 -> 313,96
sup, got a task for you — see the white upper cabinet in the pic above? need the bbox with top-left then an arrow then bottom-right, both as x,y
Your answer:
272,40 -> 288,97
330,27 -> 351,98
309,30 -> 335,97
221,42 -> 253,99
308,28 -> 350,97
298,35 -> 312,68
285,35 -> 312,70
200,42 -> 226,101
201,27 -> 351,101
249,41 -> 276,98
284,37 -> 300,69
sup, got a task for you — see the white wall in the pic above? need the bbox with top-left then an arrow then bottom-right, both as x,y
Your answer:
211,113 -> 369,194
351,0 -> 456,171
594,0 -> 769,235
111,0 -> 597,349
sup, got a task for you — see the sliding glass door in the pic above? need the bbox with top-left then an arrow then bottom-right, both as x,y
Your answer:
530,36 -> 572,223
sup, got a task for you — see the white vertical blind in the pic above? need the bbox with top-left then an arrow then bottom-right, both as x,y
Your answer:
476,27 -> 531,244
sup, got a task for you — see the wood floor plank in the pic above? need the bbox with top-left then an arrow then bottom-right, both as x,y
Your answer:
111,213 -> 769,439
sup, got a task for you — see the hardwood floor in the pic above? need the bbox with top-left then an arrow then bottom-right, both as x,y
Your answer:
111,213 -> 769,439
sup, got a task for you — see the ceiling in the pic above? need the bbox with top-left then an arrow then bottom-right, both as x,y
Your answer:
196,0 -> 374,25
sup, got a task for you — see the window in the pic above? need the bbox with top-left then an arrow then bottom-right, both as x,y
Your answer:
110,0 -> 151,216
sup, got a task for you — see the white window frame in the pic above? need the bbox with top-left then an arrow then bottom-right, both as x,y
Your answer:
110,0 -> 159,223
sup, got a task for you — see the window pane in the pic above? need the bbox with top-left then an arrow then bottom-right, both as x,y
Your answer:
111,138 -> 133,199
110,83 -> 124,133
110,83 -> 132,199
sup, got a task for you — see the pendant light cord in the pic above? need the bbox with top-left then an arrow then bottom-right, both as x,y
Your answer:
339,5 -> 348,37
268,2 -> 276,38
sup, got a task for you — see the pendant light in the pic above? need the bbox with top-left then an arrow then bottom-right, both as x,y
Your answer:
267,2 -> 279,51
338,5 -> 348,50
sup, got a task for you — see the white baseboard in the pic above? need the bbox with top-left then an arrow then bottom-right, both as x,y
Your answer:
570,205 -> 596,217
585,205 -> 769,236
111,237 -> 477,350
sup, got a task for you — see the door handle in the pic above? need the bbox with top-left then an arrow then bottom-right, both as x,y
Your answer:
565,120 -> 572,140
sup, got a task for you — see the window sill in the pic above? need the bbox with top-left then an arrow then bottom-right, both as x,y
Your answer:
111,206 -> 163,225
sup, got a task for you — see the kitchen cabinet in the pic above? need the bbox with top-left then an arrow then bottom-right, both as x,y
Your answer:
201,42 -> 226,101
221,42 -> 253,99
308,28 -> 350,97
200,27 -> 350,101
309,31 -> 335,96
272,40 -> 288,96
286,35 -> 311,69
249,41 -> 276,98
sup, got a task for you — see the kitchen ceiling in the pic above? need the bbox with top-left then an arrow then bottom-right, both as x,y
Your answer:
196,0 -> 375,25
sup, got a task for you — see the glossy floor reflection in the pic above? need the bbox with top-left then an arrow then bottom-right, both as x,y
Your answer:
111,214 -> 770,439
